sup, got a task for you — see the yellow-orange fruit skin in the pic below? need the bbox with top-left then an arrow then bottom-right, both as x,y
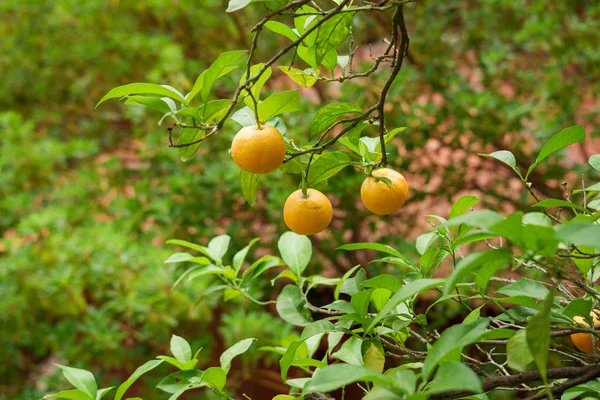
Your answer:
571,311 -> 600,354
283,189 -> 333,236
231,125 -> 286,174
360,168 -> 409,215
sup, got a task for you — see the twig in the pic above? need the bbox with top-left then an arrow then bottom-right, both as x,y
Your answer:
428,365 -> 600,400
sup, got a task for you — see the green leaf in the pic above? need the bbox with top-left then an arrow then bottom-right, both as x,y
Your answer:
453,231 -> 498,249
562,380 -> 600,400
220,338 -> 256,374
533,199 -> 588,214
96,83 -> 185,107
241,64 -> 272,108
242,255 -> 283,280
166,239 -> 211,257
444,210 -> 504,230
240,171 -> 261,207
555,221 -> 600,248
276,285 -> 312,326
526,292 -> 553,383
308,103 -> 361,140
201,367 -> 226,391
257,90 -> 301,122
96,387 -> 114,400
361,274 -> 402,293
351,289 -> 374,317
479,150 -> 521,177
306,151 -> 352,186
296,46 -> 319,71
156,356 -> 185,370
444,250 -> 512,295
415,231 -> 438,256
449,195 -> 480,219
278,231 -> 312,275
563,299 -> 593,319
125,96 -> 176,114
497,278 -> 549,300
115,360 -> 163,400
226,0 -> 252,12
314,12 -> 354,66
278,66 -> 317,88
384,127 -> 406,143
422,318 -> 489,380
201,99 -> 233,122
164,252 -> 195,264
337,243 -> 404,258
232,238 -> 260,273
305,364 -> 391,393
231,106 -> 256,127
42,389 -> 92,400
199,50 -> 247,102
589,155 -> 600,172
156,370 -> 203,394
280,321 -> 336,381
320,48 -> 338,75
338,268 -> 367,296
170,335 -> 192,364
363,339 -> 385,373
176,128 -> 203,162
574,181 -> 600,193
523,212 -> 552,227
332,336 -> 364,366
264,21 -> 298,41
359,136 -> 382,162
427,362 -> 483,394
186,264 -> 229,282
207,235 -> 231,264
526,126 -> 586,180
55,365 -> 98,400
506,330 -> 533,372
367,279 -> 445,334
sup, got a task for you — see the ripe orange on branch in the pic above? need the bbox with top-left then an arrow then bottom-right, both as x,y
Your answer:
360,168 -> 409,215
231,125 -> 286,174
571,311 -> 600,354
284,189 -> 333,236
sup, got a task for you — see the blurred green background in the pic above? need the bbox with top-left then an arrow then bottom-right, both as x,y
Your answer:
1,1 -> 599,399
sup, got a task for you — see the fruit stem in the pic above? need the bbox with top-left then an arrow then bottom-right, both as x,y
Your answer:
301,170 -> 308,198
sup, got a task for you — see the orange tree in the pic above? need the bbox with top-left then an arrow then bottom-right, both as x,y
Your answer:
45,1 -> 600,399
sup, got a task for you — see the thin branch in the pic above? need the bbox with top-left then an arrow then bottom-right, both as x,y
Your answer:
375,4 -> 408,167
429,364 -> 600,400
523,364 -> 600,400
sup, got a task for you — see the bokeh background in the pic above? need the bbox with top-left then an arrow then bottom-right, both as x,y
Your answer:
1,1 -> 599,399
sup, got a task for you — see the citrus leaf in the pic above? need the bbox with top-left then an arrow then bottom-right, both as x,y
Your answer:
115,360 -> 163,400
278,66 -> 317,87
55,365 -> 98,400
314,12 -> 354,65
307,151 -> 352,186
264,21 -> 298,41
526,126 -> 586,180
96,83 -> 185,107
257,90 -> 301,122
220,338 -> 256,374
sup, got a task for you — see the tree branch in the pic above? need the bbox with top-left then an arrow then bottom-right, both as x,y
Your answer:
428,364 -> 600,400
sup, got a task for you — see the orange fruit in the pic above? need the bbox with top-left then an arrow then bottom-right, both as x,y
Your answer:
284,189 -> 333,235
360,168 -> 409,215
231,125 -> 286,174
571,311 -> 600,354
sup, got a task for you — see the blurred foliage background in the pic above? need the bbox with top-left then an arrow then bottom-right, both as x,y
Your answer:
1,0 -> 599,399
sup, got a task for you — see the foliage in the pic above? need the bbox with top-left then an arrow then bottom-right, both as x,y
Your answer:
2,0 -> 600,399
45,130 -> 600,398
